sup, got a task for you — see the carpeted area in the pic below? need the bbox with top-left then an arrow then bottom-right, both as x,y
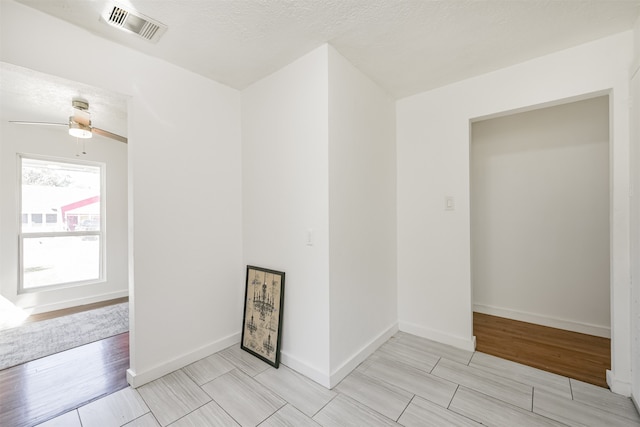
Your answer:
0,302 -> 128,370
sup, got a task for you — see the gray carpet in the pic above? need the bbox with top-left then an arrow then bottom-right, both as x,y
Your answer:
0,302 -> 128,370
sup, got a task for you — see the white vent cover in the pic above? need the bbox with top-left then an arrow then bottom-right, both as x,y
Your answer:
103,3 -> 167,43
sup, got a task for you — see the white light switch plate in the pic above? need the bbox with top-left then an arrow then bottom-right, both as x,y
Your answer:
445,196 -> 455,211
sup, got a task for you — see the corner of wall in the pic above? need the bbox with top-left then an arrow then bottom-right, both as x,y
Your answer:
279,352 -> 331,389
630,10 -> 640,411
399,321 -> 476,352
607,369 -> 632,397
328,322 -> 398,389
326,41 -> 398,384
241,41 -> 332,387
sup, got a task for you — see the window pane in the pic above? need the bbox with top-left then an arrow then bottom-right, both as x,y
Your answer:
19,156 -> 104,291
22,235 -> 100,289
22,158 -> 101,233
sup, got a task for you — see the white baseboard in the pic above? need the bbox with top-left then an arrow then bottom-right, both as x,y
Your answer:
474,304 -> 611,338
606,369 -> 632,397
127,332 -> 241,388
27,290 -> 129,315
398,321 -> 476,352
280,352 -> 331,389
329,322 -> 399,388
280,322 -> 399,389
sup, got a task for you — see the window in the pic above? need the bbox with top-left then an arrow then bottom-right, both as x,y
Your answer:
19,155 -> 104,291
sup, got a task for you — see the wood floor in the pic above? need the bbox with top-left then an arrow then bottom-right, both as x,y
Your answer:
0,299 -> 129,427
0,333 -> 129,427
473,312 -> 611,388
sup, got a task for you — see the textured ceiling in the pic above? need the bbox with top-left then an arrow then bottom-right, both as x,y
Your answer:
13,0 -> 640,99
2,0 -> 639,140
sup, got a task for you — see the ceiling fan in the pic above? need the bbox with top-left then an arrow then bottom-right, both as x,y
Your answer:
9,98 -> 127,144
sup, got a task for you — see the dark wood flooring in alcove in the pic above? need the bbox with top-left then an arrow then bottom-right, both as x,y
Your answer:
473,312 -> 611,388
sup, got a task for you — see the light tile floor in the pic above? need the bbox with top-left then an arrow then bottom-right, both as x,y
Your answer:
37,332 -> 640,427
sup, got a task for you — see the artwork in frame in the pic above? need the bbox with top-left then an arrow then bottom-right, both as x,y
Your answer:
241,265 -> 285,368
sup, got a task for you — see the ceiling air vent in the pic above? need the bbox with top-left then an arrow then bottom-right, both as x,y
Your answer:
103,4 -> 167,43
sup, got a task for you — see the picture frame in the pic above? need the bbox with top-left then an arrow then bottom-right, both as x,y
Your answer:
241,265 -> 285,368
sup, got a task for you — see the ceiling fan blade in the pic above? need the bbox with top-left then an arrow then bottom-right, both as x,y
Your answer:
92,127 -> 128,144
9,120 -> 66,127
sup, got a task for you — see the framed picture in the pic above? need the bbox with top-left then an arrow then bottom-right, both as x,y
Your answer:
241,265 -> 285,368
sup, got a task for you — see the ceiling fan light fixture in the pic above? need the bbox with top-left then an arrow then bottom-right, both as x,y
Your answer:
69,118 -> 92,139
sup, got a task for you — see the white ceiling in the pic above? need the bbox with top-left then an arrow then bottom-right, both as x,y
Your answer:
2,0 -> 639,139
13,0 -> 640,99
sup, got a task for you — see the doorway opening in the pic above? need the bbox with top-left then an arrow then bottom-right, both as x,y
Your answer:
0,62 -> 130,425
470,95 -> 611,387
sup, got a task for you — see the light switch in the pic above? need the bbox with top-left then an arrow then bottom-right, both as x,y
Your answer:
445,196 -> 455,211
306,228 -> 313,246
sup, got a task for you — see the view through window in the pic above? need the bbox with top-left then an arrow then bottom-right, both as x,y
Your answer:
20,156 -> 104,291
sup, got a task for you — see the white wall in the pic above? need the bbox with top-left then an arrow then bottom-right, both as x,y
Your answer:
4,0 -> 636,396
242,45 -> 331,385
0,0 -> 243,387
471,96 -> 610,337
397,31 -> 634,394
630,14 -> 640,410
327,46 -> 397,385
242,45 -> 397,388
0,123 -> 128,312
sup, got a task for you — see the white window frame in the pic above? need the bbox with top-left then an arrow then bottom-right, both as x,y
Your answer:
18,154 -> 106,293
